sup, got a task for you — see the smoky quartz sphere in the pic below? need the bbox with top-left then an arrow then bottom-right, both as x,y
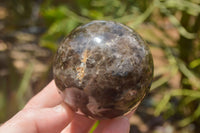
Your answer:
53,20 -> 153,119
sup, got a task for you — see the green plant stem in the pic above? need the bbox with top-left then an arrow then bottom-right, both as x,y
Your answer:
89,120 -> 100,133
16,63 -> 34,109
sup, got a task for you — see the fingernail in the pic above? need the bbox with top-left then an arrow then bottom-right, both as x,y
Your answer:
53,105 -> 65,113
116,116 -> 129,121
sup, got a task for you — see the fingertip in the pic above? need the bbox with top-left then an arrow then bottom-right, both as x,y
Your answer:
58,103 -> 75,121
62,114 -> 95,133
102,116 -> 130,133
33,103 -> 75,133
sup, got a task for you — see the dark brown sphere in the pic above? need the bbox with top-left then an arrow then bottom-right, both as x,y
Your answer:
53,20 -> 153,119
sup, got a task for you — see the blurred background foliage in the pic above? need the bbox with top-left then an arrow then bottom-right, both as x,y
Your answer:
0,0 -> 200,132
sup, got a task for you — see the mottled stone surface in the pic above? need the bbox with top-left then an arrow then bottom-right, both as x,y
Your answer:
53,20 -> 153,119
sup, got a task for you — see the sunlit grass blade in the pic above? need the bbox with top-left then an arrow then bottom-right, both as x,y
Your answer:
16,63 -> 34,109
155,94 -> 171,116
89,120 -> 100,133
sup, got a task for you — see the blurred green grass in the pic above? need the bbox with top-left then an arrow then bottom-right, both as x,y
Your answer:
0,0 -> 200,132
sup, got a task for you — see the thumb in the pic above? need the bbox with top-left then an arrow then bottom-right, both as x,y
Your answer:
1,103 -> 75,133
30,103 -> 75,133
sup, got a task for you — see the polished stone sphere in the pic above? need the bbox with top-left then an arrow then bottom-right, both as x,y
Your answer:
53,20 -> 153,119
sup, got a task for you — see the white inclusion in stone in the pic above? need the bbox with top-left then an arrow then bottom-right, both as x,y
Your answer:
94,36 -> 102,44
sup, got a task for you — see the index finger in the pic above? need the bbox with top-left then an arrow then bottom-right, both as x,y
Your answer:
24,80 -> 63,109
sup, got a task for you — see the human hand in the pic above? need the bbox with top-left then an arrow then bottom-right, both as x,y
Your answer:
0,80 -> 132,133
